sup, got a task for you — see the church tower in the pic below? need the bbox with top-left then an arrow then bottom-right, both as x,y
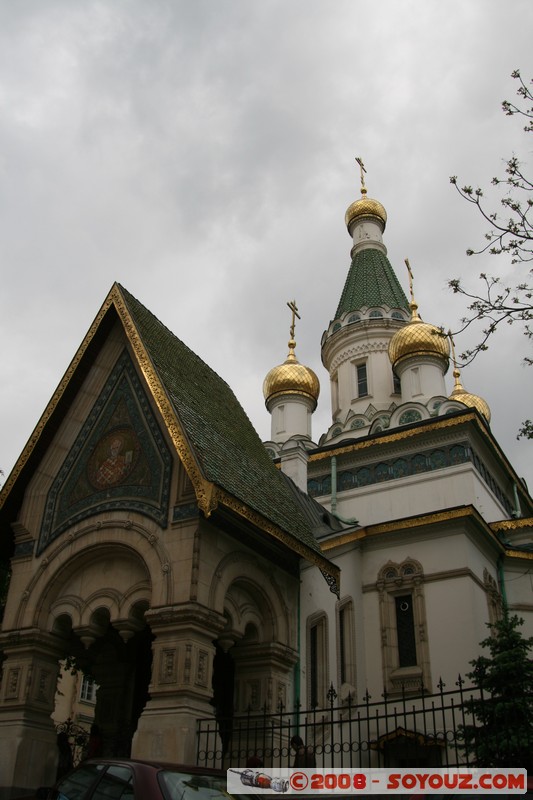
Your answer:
320,160 -> 410,441
388,259 -> 450,406
263,300 -> 320,446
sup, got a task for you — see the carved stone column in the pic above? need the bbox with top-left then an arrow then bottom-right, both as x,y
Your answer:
0,628 -> 64,797
131,603 -> 226,764
232,641 -> 298,714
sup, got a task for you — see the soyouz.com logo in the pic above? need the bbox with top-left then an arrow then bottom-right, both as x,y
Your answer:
227,767 -> 528,794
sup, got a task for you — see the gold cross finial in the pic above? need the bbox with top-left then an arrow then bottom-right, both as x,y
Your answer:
404,258 -> 415,304
355,157 -> 367,194
287,300 -> 300,341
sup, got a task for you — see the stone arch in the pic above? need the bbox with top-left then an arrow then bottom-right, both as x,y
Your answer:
5,518 -> 170,761
389,403 -> 429,428
208,551 -> 290,646
15,517 -> 172,630
208,552 -> 298,718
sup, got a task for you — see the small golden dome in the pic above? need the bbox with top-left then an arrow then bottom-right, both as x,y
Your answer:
389,303 -> 450,369
449,369 -> 491,422
345,188 -> 387,233
263,340 -> 320,408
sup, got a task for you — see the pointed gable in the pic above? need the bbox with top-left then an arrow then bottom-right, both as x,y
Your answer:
38,349 -> 172,554
1,283 -> 339,589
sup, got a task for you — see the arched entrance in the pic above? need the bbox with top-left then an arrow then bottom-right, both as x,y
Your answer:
52,601 -> 153,758
35,539 -> 156,754
209,562 -> 299,761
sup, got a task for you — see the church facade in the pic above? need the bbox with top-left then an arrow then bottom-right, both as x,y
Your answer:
0,175 -> 532,795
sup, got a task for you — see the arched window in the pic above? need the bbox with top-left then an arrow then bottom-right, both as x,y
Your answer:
376,559 -> 431,694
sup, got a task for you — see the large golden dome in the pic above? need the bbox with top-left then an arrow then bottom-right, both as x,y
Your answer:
345,188 -> 387,233
449,369 -> 491,422
389,303 -> 450,369
263,340 -> 320,408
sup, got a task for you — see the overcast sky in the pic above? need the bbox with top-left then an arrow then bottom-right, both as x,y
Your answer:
1,1 -> 532,494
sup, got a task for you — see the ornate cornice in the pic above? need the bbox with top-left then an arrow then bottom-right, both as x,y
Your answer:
321,506 -> 495,552
505,549 -> 533,561
491,517 -> 533,533
310,412 -> 481,463
326,339 -> 392,374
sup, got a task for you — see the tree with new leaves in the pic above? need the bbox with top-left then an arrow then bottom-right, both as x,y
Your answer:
449,71 -> 532,438
459,614 -> 533,771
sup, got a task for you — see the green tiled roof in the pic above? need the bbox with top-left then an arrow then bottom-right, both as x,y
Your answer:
119,285 -> 322,554
335,248 -> 409,319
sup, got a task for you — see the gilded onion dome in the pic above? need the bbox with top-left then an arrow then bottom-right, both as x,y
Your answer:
448,369 -> 491,422
345,187 -> 387,233
388,300 -> 450,369
447,334 -> 491,422
263,338 -> 320,409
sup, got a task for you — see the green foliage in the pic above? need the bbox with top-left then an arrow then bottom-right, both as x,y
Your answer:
460,614 -> 533,770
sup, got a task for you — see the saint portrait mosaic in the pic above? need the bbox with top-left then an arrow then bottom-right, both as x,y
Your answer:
38,351 -> 172,553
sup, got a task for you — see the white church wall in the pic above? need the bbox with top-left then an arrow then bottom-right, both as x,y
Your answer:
315,520 -> 505,699
503,560 -> 533,638
328,464 -> 509,528
268,395 -> 313,443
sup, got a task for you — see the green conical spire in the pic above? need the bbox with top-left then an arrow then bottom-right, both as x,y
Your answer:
334,248 -> 409,319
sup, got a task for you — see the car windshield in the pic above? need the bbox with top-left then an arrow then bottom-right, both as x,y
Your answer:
158,770 -> 244,800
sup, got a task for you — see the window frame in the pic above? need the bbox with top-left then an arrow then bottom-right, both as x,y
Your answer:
376,559 -> 431,694
306,612 -> 328,708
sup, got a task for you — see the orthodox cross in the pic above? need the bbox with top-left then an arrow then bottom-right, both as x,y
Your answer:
355,157 -> 367,192
287,300 -> 300,340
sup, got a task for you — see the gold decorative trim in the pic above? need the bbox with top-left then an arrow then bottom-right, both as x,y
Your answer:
321,506 -> 494,552
506,549 -> 533,561
109,286 -> 216,512
309,412 -> 481,463
0,288 -> 119,506
0,284 -> 216,517
491,517 -> 533,532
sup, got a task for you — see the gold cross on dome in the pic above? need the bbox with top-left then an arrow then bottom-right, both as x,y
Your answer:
355,157 -> 367,192
287,299 -> 300,340
405,258 -> 415,303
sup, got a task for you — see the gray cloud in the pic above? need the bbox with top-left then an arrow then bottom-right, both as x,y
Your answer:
1,0 -> 532,489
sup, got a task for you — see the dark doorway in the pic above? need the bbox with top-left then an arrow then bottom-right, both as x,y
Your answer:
53,612 -> 153,759
211,643 -> 235,757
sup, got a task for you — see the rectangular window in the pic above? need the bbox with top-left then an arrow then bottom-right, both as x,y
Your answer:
308,615 -> 327,708
332,373 -> 339,417
409,367 -> 421,396
310,624 -> 318,707
339,607 -> 346,685
392,370 -> 401,394
395,594 -> 417,667
80,675 -> 97,703
357,363 -> 368,397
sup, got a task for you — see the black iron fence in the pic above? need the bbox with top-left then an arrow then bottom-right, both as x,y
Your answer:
56,719 -> 90,766
196,677 -> 533,770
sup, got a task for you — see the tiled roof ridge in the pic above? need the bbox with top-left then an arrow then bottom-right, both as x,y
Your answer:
116,284 -> 324,555
117,283 -> 235,395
